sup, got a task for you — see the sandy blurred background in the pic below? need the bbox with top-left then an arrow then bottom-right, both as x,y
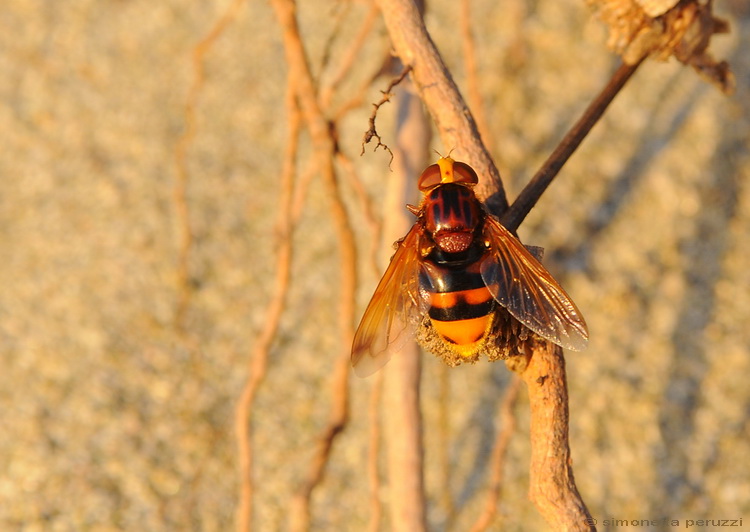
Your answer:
2,0 -> 749,530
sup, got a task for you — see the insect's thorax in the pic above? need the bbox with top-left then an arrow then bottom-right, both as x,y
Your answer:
422,183 -> 484,254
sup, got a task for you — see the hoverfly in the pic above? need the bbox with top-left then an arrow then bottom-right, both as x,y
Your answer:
351,157 -> 588,377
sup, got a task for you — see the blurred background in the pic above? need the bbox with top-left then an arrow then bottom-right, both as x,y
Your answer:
1,0 -> 748,530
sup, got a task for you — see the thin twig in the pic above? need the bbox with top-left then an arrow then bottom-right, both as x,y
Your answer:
501,58 -> 643,232
468,375 -> 522,532
361,65 -> 413,165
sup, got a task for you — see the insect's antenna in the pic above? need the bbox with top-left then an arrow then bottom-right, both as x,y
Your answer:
432,148 -> 456,159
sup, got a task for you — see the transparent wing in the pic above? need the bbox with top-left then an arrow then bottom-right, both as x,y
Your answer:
480,216 -> 589,351
351,223 -> 427,377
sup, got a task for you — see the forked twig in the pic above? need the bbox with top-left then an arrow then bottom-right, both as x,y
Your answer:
269,1 -> 358,530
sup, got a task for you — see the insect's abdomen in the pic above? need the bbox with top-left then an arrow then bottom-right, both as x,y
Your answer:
420,259 -> 495,357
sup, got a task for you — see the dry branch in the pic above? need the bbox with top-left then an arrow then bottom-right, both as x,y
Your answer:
511,345 -> 595,532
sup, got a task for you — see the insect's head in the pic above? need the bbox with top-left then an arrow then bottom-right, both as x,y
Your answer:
418,157 -> 479,192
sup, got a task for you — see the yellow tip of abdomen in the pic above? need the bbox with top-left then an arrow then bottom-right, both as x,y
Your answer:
431,314 -> 494,358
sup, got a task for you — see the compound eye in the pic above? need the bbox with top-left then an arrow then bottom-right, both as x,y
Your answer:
418,163 -> 442,191
453,161 -> 479,185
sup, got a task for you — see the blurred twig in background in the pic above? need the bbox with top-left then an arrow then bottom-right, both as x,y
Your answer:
381,72 -> 433,532
174,0 -> 248,332
467,375 -> 521,532
235,83 -> 300,532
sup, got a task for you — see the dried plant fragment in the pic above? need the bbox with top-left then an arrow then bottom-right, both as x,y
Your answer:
361,65 -> 413,165
587,0 -> 735,93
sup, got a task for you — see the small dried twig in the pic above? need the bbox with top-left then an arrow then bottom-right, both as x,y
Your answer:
360,65 -> 413,165
333,67 -> 389,121
501,59 -> 643,233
